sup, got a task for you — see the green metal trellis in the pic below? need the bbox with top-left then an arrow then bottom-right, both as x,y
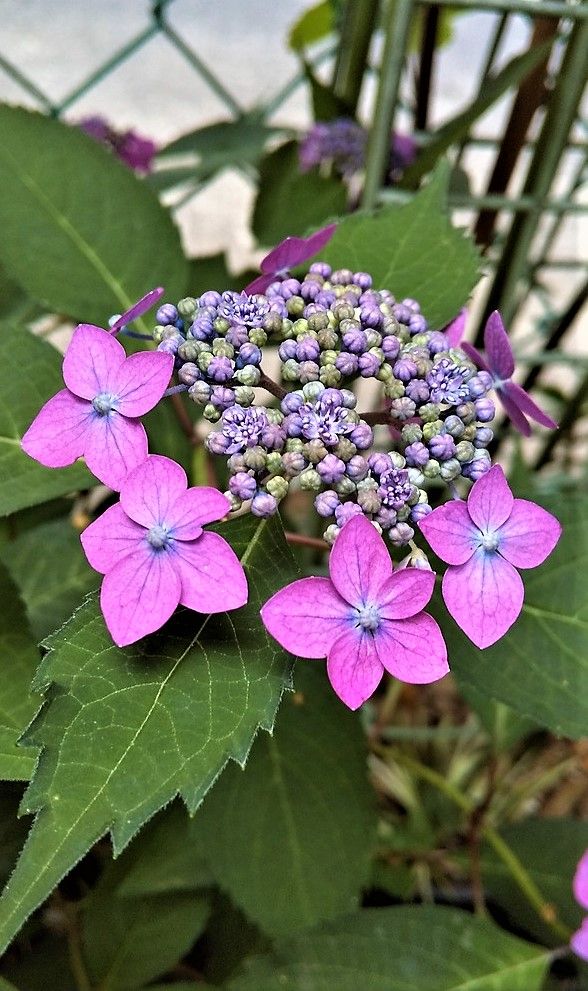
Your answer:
0,0 -> 586,342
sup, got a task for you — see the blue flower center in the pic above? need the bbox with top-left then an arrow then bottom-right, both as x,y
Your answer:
92,392 -> 118,415
146,524 -> 171,550
356,603 -> 381,633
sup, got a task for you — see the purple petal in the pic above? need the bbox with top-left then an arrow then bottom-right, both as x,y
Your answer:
261,577 -> 349,658
419,500 -> 478,566
100,546 -> 181,647
378,569 -> 436,620
502,380 -> 557,430
172,531 -> 248,613
484,311 -> 514,379
467,464 -> 513,533
21,389 -> 90,468
244,273 -> 274,295
113,351 -> 173,417
498,499 -> 561,569
327,628 -> 384,710
329,516 -> 393,608
573,852 -> 588,911
260,223 -> 337,274
109,287 -> 165,333
375,613 -> 449,684
169,487 -> 230,540
461,341 -> 490,373
120,455 -> 188,528
442,308 -> 467,348
571,919 -> 588,962
62,324 -> 126,399
496,383 -> 532,436
84,414 -> 148,490
442,550 -> 524,648
80,503 -> 145,574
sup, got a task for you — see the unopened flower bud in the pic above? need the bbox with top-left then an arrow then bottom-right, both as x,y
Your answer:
299,468 -> 322,491
251,491 -> 278,517
439,457 -> 461,481
266,476 -> 289,500
243,446 -> 267,470
455,440 -> 475,463
177,297 -> 197,320
334,476 -> 356,496
315,490 -> 340,517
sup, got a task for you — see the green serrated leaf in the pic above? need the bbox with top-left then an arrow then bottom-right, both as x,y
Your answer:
482,818 -> 588,947
321,162 -> 480,328
157,118 -> 284,182
253,141 -> 346,247
0,563 -> 40,781
303,62 -> 352,121
117,800 -> 212,899
0,105 -> 189,324
289,1 -> 334,50
0,513 -> 296,953
82,856 -> 209,990
401,42 -> 552,188
449,495 -> 588,739
228,905 -> 551,990
0,785 -> 29,888
196,662 -> 376,935
1,518 -> 96,642
0,325 -> 92,516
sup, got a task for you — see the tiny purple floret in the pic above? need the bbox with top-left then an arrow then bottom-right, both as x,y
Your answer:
81,455 -> 248,646
261,515 -> 448,710
419,464 -> 561,648
461,311 -> 557,436
245,224 -> 337,295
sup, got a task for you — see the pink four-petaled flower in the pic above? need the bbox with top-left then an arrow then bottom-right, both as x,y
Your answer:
419,465 -> 561,648
571,850 -> 588,961
22,290 -> 172,490
462,311 -> 557,437
245,224 -> 337,295
261,514 -> 448,710
81,455 -> 248,647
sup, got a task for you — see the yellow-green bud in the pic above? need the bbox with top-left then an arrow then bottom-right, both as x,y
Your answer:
266,476 -> 289,500
299,468 -> 321,491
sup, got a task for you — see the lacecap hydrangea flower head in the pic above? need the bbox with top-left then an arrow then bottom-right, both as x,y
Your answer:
20,229 -> 561,705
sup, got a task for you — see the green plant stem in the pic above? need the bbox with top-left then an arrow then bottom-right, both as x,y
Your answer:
394,752 -> 572,941
332,0 -> 379,114
362,0 -> 413,210
63,902 -> 92,991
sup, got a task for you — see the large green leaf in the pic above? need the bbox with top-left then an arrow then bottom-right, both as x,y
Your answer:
82,857 -> 209,990
1,518 -> 96,642
0,563 -> 40,781
253,141 -> 347,247
228,906 -> 551,990
0,325 -> 92,516
117,800 -> 212,898
448,495 -> 588,738
401,42 -> 552,187
0,105 -> 189,324
321,161 -> 480,328
157,118 -> 285,179
289,1 -> 334,50
482,818 -> 588,946
196,662 -> 376,935
0,513 -> 296,954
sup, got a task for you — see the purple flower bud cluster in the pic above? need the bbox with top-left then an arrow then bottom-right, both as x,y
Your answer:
314,450 -> 431,546
156,259 -> 496,534
153,291 -> 287,420
298,118 -> 416,182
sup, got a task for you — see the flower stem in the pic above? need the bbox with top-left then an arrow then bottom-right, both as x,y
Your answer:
360,408 -> 391,426
393,752 -> 572,941
258,371 -> 287,401
285,531 -> 329,552
362,0 -> 413,210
